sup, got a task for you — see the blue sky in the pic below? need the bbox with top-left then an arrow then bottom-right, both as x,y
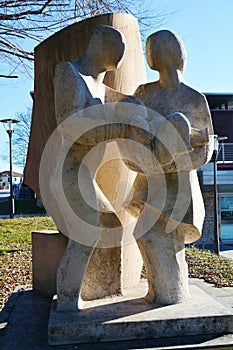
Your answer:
0,0 -> 233,172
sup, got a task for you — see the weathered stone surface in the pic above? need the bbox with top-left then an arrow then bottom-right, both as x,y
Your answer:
48,281 -> 233,345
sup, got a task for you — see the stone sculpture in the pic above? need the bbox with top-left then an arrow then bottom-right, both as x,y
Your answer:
33,20 -> 233,347
131,29 -> 214,304
40,22 -> 214,313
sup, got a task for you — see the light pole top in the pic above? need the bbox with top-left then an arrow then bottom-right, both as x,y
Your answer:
0,118 -> 20,132
0,118 -> 20,123
217,136 -> 228,142
213,134 -> 228,152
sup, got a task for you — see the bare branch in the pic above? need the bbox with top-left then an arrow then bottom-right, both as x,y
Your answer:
0,47 -> 34,60
0,74 -> 18,78
0,0 -> 53,20
0,0 -> 171,78
11,108 -> 32,167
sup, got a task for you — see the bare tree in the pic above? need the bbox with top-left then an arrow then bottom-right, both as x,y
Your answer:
1,108 -> 32,169
0,0 -> 169,78
12,108 -> 32,168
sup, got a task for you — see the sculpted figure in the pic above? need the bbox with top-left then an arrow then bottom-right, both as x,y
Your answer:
131,30 -> 214,304
52,25 -> 130,311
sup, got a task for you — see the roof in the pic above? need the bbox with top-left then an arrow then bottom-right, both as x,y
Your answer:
204,93 -> 233,109
217,163 -> 233,170
0,171 -> 22,177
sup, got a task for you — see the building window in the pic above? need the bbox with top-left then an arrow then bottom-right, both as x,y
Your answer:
220,195 -> 233,242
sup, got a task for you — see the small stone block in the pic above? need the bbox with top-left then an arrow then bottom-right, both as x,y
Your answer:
48,282 -> 233,345
32,230 -> 68,294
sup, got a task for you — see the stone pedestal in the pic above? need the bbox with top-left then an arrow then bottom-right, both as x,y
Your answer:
48,280 -> 233,345
32,230 -> 67,294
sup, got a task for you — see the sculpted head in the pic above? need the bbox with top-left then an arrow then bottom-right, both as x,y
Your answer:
146,30 -> 186,73
86,25 -> 126,71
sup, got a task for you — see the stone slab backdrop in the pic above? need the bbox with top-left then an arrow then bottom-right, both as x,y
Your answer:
24,12 -> 146,196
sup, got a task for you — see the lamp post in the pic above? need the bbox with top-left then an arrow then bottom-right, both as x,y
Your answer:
0,118 -> 20,218
213,135 -> 228,255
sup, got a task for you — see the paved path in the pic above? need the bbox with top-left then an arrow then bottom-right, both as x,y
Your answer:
0,279 -> 233,350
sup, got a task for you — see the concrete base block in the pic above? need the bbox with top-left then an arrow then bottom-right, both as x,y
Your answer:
48,280 -> 233,345
32,230 -> 67,294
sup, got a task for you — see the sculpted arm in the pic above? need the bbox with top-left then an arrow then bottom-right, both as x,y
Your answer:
175,94 -> 214,170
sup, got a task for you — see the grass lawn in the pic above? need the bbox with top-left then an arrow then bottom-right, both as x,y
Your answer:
0,216 -> 56,311
0,216 -> 233,311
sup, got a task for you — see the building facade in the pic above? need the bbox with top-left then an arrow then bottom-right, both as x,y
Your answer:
197,93 -> 233,247
0,171 -> 22,190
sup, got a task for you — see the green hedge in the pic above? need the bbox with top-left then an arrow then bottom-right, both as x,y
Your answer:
0,199 -> 46,215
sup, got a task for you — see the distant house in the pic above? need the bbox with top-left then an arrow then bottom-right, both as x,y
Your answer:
0,171 -> 23,190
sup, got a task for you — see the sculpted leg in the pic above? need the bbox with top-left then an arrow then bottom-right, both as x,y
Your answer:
81,212 -> 123,301
57,239 -> 94,311
55,150 -> 100,311
136,216 -> 190,305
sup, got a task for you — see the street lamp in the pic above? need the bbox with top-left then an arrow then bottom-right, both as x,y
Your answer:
0,118 -> 20,218
213,134 -> 228,255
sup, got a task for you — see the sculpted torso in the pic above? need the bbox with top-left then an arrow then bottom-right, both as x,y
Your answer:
55,62 -> 123,125
135,30 -> 213,171
136,81 -> 210,129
